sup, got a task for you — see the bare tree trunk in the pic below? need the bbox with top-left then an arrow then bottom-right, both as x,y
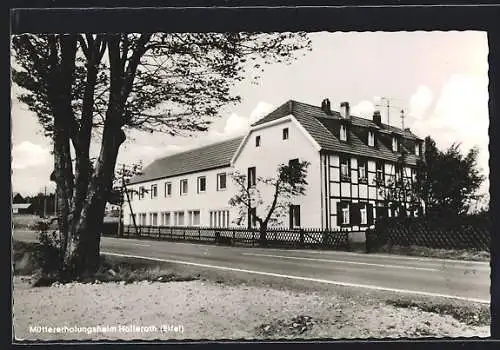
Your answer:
63,125 -> 126,276
259,222 -> 268,247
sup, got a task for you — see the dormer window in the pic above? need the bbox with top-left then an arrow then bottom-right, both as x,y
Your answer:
340,124 -> 347,142
392,136 -> 398,152
368,130 -> 375,147
255,135 -> 261,147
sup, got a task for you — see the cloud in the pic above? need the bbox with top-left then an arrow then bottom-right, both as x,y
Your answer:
221,101 -> 275,137
409,85 -> 433,120
12,141 -> 51,170
223,113 -> 250,135
408,74 -> 489,196
351,100 -> 375,118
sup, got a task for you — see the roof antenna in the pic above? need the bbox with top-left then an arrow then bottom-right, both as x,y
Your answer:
375,97 -> 404,126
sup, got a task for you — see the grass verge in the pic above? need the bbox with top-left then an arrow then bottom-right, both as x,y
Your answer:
12,240 -> 198,287
386,298 -> 490,327
375,244 -> 489,262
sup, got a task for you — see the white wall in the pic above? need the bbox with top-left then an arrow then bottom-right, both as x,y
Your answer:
232,117 -> 322,228
123,166 -> 234,227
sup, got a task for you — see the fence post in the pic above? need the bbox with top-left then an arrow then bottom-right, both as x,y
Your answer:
252,230 -> 255,246
198,228 -> 201,241
183,229 -> 186,240
300,229 -> 304,247
158,226 -> 161,240
170,227 -> 173,240
233,229 -> 235,244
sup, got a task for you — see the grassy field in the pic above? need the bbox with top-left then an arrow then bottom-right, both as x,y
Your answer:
12,215 -> 47,229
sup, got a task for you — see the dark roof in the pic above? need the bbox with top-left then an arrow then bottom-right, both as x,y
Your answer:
252,100 -> 421,165
129,136 -> 243,185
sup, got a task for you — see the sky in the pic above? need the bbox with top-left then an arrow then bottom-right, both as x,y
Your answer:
11,31 -> 489,205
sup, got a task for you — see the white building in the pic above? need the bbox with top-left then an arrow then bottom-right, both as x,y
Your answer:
124,98 -> 425,231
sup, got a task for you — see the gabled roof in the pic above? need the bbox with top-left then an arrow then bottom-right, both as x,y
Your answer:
129,136 -> 244,185
252,100 -> 421,165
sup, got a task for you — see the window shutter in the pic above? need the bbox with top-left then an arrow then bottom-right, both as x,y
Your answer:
337,202 -> 343,224
296,206 -> 301,227
367,204 -> 374,224
289,205 -> 293,229
350,203 -> 360,225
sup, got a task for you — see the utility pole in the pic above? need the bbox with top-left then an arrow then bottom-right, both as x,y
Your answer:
117,164 -> 125,237
43,186 -> 47,218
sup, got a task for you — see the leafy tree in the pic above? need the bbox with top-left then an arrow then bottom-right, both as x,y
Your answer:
12,32 -> 311,277
380,150 -> 423,218
419,136 -> 485,216
229,160 -> 310,245
382,136 -> 485,217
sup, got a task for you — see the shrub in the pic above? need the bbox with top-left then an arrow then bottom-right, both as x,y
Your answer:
34,221 -> 64,274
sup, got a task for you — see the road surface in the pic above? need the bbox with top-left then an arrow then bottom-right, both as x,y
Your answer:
13,230 -> 490,304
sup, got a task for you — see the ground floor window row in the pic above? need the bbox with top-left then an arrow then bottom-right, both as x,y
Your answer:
129,209 -> 230,227
333,200 -> 422,227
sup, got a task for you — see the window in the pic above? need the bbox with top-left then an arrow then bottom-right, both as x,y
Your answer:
358,159 -> 367,184
415,142 -> 420,156
376,161 -> 384,184
288,158 -> 299,168
340,157 -> 350,181
180,179 -> 188,195
395,165 -> 403,182
338,202 -> 350,225
248,167 -> 256,188
255,135 -> 261,147
217,173 -> 227,190
164,182 -> 172,197
138,186 -> 145,200
127,189 -> 134,201
282,128 -> 289,140
340,124 -> 347,142
289,205 -> 301,229
197,176 -> 206,193
174,211 -> 185,226
140,213 -> 147,226
151,184 -> 158,199
161,212 -> 171,226
152,212 -> 158,226
188,210 -> 201,226
210,210 -> 230,228
360,204 -> 367,225
411,168 -> 417,182
368,130 -> 375,147
392,136 -> 398,152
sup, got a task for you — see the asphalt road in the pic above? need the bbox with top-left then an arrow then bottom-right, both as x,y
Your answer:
13,229 -> 490,304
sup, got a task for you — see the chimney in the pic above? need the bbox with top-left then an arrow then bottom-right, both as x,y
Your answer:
340,102 -> 350,119
321,98 -> 332,115
372,110 -> 382,126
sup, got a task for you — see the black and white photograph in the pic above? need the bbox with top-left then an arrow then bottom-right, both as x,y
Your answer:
10,7 -> 493,343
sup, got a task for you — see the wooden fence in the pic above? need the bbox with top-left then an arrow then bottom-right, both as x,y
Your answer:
366,214 -> 490,252
102,224 -> 351,250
